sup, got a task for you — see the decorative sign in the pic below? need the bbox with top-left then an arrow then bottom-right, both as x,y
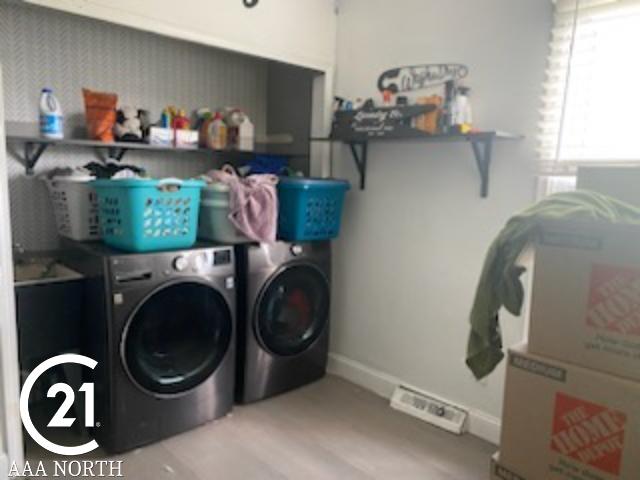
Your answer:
331,105 -> 435,139
377,64 -> 469,93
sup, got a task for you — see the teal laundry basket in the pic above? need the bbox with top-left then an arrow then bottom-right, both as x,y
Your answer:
277,177 -> 350,241
93,178 -> 205,252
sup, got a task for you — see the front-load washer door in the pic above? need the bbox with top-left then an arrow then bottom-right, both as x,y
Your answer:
122,281 -> 232,396
255,264 -> 330,357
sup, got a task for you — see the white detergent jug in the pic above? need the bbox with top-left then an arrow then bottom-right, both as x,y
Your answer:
39,88 -> 63,139
238,116 -> 255,151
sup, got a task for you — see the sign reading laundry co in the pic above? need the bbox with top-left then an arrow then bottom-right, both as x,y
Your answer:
331,105 -> 435,139
529,219 -> 640,383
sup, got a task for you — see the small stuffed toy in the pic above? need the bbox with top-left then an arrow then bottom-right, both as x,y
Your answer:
114,105 -> 143,142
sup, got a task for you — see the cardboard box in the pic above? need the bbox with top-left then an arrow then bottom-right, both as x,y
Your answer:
491,452 -> 526,480
529,219 -> 640,382
500,344 -> 640,480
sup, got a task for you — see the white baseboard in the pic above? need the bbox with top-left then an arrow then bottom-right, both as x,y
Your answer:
327,353 -> 501,445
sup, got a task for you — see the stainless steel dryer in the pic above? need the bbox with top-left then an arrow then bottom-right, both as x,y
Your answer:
62,241 -> 235,453
236,241 -> 331,404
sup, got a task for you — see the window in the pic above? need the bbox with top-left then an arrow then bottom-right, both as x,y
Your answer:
539,0 -> 640,174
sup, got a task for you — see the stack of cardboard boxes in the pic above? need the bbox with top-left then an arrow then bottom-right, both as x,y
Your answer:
492,219 -> 640,480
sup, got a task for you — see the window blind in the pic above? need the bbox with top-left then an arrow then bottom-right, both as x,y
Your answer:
539,0 -> 640,173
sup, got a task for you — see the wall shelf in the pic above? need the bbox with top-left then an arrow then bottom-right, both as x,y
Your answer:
311,131 -> 523,197
5,122 -> 305,175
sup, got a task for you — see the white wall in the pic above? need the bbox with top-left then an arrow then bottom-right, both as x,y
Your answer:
329,0 -> 552,443
25,0 -> 338,71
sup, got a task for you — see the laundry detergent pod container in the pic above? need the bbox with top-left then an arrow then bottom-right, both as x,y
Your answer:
93,178 -> 205,252
198,182 -> 250,244
277,177 -> 350,241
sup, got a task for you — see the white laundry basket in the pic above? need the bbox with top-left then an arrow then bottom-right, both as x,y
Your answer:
45,176 -> 101,241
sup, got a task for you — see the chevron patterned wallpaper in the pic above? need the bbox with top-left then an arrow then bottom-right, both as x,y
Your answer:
0,2 -> 268,250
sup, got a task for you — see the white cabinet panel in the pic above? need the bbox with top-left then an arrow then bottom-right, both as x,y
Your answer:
24,0 -> 337,71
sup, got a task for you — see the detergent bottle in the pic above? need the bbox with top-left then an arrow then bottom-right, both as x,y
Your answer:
208,112 -> 227,150
238,116 -> 255,151
39,88 -> 63,139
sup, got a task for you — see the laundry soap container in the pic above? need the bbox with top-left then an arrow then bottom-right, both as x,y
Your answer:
198,182 -> 250,243
277,177 -> 350,241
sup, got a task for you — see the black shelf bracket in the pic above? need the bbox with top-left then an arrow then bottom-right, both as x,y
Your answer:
23,141 -> 49,175
311,131 -> 520,197
470,136 -> 493,198
106,146 -> 129,161
347,141 -> 368,190
344,137 -> 495,195
19,143 -> 130,175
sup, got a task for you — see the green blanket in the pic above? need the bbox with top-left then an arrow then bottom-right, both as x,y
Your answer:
466,190 -> 640,379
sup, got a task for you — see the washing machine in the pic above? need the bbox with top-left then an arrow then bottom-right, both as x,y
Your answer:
62,240 -> 236,453
236,241 -> 331,404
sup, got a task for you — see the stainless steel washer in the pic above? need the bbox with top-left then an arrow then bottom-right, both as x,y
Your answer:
62,241 -> 236,453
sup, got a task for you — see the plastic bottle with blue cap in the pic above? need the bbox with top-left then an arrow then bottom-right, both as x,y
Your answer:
39,88 -> 64,139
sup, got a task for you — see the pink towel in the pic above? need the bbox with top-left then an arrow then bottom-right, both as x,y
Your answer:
204,168 -> 279,243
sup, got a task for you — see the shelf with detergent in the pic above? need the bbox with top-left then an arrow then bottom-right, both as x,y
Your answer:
5,122 -> 306,175
311,131 -> 523,197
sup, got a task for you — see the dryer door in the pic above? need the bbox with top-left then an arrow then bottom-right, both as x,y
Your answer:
122,281 -> 232,396
255,264 -> 330,356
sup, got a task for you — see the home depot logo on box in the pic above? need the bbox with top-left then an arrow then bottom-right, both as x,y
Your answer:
550,392 -> 627,476
587,264 -> 640,335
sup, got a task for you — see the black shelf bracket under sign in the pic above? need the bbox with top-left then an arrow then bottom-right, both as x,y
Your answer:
470,136 -> 493,198
312,131 -> 522,197
347,141 -> 368,190
342,136 -> 495,196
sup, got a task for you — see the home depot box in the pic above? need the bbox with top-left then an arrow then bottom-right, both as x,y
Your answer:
500,344 -> 640,480
529,219 -> 640,382
491,452 -> 526,480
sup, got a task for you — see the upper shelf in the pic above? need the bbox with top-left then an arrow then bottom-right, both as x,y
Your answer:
311,130 -> 524,196
311,130 -> 522,143
5,122 -> 307,175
